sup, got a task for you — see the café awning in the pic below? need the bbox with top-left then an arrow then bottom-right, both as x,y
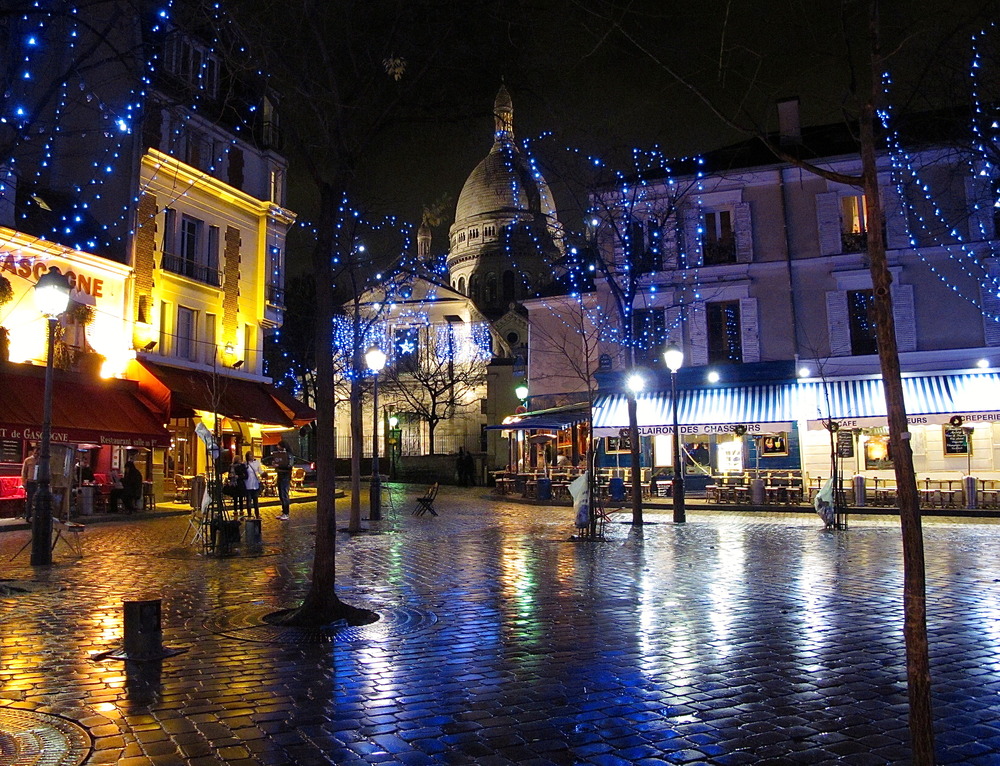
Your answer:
0,364 -> 170,448
138,361 -> 295,427
487,403 -> 591,431
592,384 -> 795,437
799,372 -> 1000,429
265,383 -> 316,427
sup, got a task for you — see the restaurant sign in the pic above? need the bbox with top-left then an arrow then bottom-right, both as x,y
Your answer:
0,424 -> 167,449
594,421 -> 794,438
806,411 -> 1000,430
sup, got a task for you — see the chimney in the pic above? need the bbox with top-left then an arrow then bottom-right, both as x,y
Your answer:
777,97 -> 801,145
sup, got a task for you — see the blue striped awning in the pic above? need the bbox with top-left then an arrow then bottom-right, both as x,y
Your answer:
592,384 -> 795,437
592,372 -> 1000,436
799,372 -> 1000,429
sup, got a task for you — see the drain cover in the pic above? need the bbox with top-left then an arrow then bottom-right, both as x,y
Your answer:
202,601 -> 438,644
0,708 -> 90,766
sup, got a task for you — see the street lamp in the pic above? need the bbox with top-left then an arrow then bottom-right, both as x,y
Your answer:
366,345 -> 387,520
663,344 -> 685,523
515,383 -> 528,403
32,267 -> 71,565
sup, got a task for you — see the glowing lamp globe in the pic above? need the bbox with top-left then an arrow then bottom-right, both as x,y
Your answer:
365,346 -> 387,373
34,269 -> 71,317
663,344 -> 683,373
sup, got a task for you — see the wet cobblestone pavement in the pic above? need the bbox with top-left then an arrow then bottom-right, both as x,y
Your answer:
2,486 -> 1000,765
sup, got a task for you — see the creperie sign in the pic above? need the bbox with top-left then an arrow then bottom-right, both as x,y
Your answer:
0,254 -> 105,299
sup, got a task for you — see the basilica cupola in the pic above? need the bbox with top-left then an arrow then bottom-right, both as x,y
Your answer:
446,86 -> 564,320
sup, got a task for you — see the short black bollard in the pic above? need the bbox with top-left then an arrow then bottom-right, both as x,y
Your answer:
243,518 -> 262,548
123,599 -> 163,659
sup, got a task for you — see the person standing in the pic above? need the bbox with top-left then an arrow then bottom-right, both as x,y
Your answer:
230,452 -> 249,517
456,447 -> 468,486
20,445 -> 39,521
271,443 -> 292,520
122,460 -> 143,514
244,451 -> 262,519
461,448 -> 476,487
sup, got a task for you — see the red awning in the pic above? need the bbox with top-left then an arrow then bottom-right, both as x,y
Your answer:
265,383 -> 316,427
0,364 -> 171,448
137,361 -> 295,427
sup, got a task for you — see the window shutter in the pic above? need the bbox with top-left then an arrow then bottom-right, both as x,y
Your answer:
981,264 -> 1000,346
883,185 -> 910,250
966,176 -> 996,242
688,302 -> 708,366
739,297 -> 760,362
734,202 -> 754,263
661,214 -> 680,269
890,283 -> 916,353
816,192 -> 842,256
682,206 -> 704,268
664,306 -> 682,346
826,290 -> 851,356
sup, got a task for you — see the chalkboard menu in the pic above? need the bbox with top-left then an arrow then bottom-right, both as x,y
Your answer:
836,429 -> 855,458
943,426 -> 970,455
0,439 -> 24,464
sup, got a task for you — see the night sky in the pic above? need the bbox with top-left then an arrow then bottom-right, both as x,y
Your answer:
265,0 -> 995,275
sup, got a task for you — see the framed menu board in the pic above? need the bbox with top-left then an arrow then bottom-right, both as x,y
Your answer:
836,429 -> 855,458
0,439 -> 24,464
943,426 -> 971,456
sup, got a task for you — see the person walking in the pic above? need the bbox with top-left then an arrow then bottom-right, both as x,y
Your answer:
244,451 -> 262,519
20,445 -> 39,522
271,443 -> 293,520
230,452 -> 249,517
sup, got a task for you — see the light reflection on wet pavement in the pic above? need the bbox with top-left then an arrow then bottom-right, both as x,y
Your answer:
1,486 -> 1000,764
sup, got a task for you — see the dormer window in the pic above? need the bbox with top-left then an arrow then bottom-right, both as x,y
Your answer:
164,32 -> 220,99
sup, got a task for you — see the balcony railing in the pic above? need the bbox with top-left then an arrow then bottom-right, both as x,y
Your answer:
702,237 -> 737,265
161,253 -> 221,287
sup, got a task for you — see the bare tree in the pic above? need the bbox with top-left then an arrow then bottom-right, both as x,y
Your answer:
380,320 -> 492,455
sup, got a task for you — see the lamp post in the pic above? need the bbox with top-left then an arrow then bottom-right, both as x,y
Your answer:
663,344 -> 685,524
31,268 -> 71,565
366,346 -> 387,520
514,384 -> 528,470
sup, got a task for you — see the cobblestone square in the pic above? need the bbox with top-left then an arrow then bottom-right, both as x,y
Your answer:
2,486 -> 999,765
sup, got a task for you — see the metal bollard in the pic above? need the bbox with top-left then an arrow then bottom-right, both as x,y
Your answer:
243,518 -> 262,547
123,599 -> 163,659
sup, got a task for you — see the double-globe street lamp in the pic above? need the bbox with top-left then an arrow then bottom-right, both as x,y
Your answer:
366,346 -> 387,521
663,344 -> 685,524
31,268 -> 72,565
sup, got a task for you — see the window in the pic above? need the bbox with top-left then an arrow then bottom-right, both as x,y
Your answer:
164,32 -> 220,98
458,276 -> 466,294
469,228 -> 480,240
269,168 -> 284,205
702,210 -> 736,265
502,270 -> 516,302
459,232 -> 466,243
180,216 -> 201,277
244,324 -> 254,370
484,225 -> 496,237
162,208 -> 177,255
848,289 -> 878,355
841,195 -> 868,253
486,273 -> 497,304
176,307 -> 197,361
707,301 -> 743,364
161,215 -> 219,286
632,308 -> 666,364
469,275 -> 480,302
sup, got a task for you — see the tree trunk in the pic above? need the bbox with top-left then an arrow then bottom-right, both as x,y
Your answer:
860,29 -> 934,758
627,395 -> 643,525
272,182 -> 373,626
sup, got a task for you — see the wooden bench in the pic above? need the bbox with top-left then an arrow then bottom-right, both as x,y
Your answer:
412,483 -> 439,516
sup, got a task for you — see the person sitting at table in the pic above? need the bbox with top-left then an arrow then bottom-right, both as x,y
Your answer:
107,468 -> 125,512
122,461 -> 143,514
554,454 -> 571,467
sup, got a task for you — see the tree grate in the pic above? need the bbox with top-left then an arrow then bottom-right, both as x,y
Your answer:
0,708 -> 91,766
201,601 -> 438,644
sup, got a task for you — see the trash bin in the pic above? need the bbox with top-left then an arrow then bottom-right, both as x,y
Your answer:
608,477 -> 626,501
537,478 -> 552,500
77,485 -> 94,516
